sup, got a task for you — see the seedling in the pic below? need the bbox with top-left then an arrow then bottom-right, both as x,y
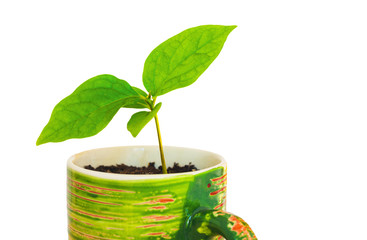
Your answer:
36,25 -> 236,174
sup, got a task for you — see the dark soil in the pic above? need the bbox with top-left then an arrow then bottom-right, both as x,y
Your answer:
84,162 -> 198,174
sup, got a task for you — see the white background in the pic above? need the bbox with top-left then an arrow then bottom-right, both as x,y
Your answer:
1,0 -> 366,239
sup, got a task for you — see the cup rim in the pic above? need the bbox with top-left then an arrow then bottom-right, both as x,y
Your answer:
67,145 -> 226,180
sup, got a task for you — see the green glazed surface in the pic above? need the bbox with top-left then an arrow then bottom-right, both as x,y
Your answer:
67,166 -> 228,239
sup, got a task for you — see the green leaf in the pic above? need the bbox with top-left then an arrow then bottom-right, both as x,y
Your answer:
143,25 -> 236,96
127,102 -> 162,137
132,86 -> 148,97
123,86 -> 150,109
36,74 -> 145,145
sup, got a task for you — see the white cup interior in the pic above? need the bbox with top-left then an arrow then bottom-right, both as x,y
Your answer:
68,146 -> 226,179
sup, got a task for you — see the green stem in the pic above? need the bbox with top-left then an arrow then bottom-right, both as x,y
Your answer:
154,114 -> 167,174
152,97 -> 167,174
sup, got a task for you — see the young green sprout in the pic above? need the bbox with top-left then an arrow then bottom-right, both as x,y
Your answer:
36,25 -> 236,174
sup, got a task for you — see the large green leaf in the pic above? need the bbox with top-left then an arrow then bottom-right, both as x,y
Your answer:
127,102 -> 162,137
36,74 -> 146,145
143,25 -> 236,96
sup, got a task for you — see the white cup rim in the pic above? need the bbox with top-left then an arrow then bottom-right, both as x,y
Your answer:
67,145 -> 227,180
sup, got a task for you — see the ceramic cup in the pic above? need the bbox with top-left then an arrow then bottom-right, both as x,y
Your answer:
67,146 -> 257,240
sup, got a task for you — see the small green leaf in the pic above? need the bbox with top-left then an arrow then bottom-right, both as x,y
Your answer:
143,25 -> 236,96
36,74 -> 145,145
123,86 -> 150,109
132,87 -> 148,97
127,102 -> 162,137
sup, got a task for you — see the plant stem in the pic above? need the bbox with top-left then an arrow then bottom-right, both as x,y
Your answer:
154,114 -> 167,174
151,96 -> 167,174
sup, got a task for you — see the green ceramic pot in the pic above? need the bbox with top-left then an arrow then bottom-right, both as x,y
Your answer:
67,146 -> 257,240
